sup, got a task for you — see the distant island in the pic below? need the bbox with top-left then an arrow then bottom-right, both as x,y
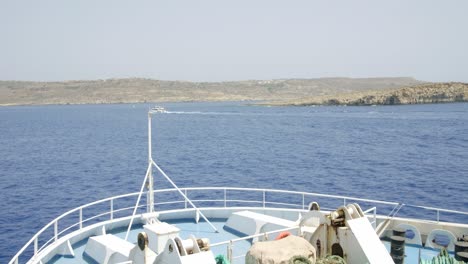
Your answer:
0,77 -> 466,106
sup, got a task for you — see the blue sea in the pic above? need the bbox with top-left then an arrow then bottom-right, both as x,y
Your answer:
1,102 -> 467,263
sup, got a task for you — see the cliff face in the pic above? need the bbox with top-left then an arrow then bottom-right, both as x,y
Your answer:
285,82 -> 468,106
347,82 -> 467,106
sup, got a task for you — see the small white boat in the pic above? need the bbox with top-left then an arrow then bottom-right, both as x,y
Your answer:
149,106 -> 167,114
9,108 -> 468,264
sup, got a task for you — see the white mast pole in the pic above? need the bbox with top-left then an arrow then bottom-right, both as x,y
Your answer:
145,106 -> 218,233
147,111 -> 154,213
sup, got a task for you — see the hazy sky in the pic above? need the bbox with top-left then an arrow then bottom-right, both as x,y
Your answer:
1,0 -> 467,82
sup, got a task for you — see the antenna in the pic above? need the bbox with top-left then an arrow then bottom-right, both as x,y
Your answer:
147,106 -> 167,213
125,106 -> 218,241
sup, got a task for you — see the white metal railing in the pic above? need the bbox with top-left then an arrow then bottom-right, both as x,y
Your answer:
363,207 -> 377,229
9,187 -> 468,264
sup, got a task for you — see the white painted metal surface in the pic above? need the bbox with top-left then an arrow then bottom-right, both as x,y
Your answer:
347,217 -> 394,264
84,235 -> 134,264
144,222 -> 180,254
225,210 -> 296,237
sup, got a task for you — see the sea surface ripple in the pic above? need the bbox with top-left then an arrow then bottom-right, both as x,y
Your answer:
0,102 -> 467,262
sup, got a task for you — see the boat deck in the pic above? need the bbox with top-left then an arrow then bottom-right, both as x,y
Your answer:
50,219 -> 251,264
48,218 -> 454,264
10,187 -> 468,264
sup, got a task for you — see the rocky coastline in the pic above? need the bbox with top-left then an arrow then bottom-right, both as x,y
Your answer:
277,82 -> 468,106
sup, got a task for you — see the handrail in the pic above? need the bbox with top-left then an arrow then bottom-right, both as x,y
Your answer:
9,192 -> 140,264
9,187 -> 468,264
363,207 -> 377,229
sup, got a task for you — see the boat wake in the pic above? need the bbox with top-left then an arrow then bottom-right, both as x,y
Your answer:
166,111 -> 253,116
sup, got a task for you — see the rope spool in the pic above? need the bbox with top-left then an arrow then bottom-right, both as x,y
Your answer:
390,235 -> 405,264
455,241 -> 468,261
392,227 -> 406,238
456,252 -> 468,262
137,232 -> 148,251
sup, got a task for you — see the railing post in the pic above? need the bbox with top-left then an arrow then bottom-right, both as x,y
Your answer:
79,208 -> 83,229
34,237 -> 38,255
224,188 -> 227,208
263,190 -> 266,208
437,210 -> 440,223
227,240 -> 233,263
54,221 -> 58,242
110,199 -> 114,220
302,193 -> 305,210
373,208 -> 377,229
343,198 -> 346,206
184,189 -> 188,209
